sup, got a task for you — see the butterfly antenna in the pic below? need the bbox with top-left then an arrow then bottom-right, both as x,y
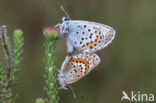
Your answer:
61,5 -> 70,19
69,85 -> 77,99
58,85 -> 76,99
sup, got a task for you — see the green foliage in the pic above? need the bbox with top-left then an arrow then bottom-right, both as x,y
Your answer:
10,30 -> 24,86
0,64 -> 10,103
0,26 -> 24,103
43,27 -> 59,103
35,98 -> 45,103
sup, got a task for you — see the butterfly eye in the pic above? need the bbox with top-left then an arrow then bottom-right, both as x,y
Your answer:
62,16 -> 69,21
65,84 -> 70,90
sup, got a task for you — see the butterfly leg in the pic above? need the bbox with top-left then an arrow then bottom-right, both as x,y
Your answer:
54,23 -> 60,28
58,87 -> 63,90
54,65 -> 61,73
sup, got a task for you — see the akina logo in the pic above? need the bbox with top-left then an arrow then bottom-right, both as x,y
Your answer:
121,91 -> 154,102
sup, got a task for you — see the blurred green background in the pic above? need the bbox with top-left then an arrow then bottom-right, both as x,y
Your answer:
0,0 -> 156,103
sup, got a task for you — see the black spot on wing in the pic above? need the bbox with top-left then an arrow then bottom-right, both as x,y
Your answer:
84,25 -> 87,28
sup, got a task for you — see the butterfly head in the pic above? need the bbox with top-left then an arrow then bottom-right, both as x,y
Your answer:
62,16 -> 70,22
58,73 -> 69,90
57,16 -> 70,38
58,73 -> 76,98
57,6 -> 71,38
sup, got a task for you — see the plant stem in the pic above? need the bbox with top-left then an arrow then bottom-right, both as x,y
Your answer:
43,27 -> 60,103
0,25 -> 12,80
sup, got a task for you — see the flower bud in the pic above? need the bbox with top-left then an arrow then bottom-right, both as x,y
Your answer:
43,27 -> 60,38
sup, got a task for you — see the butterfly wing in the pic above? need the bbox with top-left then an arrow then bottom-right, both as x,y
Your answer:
66,20 -> 116,53
62,52 -> 100,84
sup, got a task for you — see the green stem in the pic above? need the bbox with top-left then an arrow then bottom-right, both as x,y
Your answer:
44,29 -> 59,103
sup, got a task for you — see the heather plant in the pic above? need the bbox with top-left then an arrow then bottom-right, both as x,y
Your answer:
35,27 -> 60,103
0,25 -> 24,103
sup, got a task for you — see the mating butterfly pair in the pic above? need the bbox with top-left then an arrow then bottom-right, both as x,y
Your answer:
56,7 -> 116,91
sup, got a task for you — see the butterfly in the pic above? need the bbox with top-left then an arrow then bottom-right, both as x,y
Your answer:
58,52 -> 100,91
56,7 -> 116,54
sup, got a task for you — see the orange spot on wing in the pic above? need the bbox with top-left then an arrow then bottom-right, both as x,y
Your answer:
81,45 -> 86,50
71,58 -> 89,71
95,35 -> 101,44
87,29 -> 103,49
87,41 -> 97,48
96,30 -> 100,34
87,43 -> 92,47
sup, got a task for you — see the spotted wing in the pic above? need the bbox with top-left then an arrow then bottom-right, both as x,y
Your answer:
67,20 -> 116,53
63,52 -> 100,84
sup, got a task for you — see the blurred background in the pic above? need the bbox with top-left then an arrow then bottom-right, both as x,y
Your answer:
0,0 -> 156,103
